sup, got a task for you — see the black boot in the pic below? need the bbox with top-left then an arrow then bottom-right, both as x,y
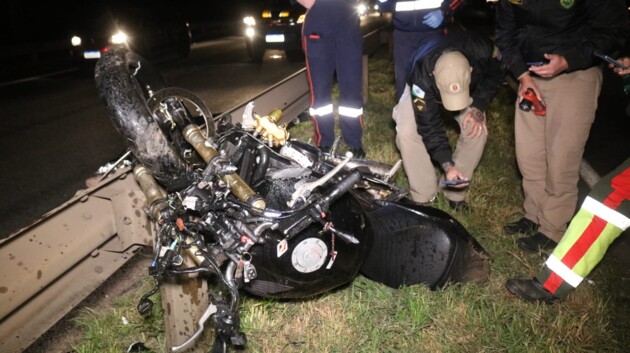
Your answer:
517,232 -> 557,253
503,217 -> 538,236
505,278 -> 559,303
349,147 -> 365,158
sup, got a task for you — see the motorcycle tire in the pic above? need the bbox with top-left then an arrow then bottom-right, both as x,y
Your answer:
95,47 -> 194,190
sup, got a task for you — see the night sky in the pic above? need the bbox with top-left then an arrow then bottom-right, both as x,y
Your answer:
1,0 -> 258,44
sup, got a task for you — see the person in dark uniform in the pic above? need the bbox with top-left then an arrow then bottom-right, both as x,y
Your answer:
496,0 -> 629,252
297,0 -> 365,157
392,31 -> 504,210
378,0 -> 464,101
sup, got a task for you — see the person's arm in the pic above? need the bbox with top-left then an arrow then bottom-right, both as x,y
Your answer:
494,1 -> 544,107
409,84 -> 453,168
494,0 -> 528,80
556,0 -> 629,72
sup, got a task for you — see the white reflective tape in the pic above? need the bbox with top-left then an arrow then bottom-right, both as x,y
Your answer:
545,255 -> 583,288
395,0 -> 442,12
338,106 -> 363,118
582,196 -> 630,230
309,104 -> 333,117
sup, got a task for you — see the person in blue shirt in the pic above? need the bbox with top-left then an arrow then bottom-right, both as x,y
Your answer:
378,0 -> 465,101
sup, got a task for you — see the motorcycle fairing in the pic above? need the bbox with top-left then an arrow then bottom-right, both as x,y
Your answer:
359,201 -> 490,289
243,192 -> 373,299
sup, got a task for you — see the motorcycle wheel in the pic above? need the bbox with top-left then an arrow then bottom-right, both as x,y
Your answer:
94,47 -> 195,190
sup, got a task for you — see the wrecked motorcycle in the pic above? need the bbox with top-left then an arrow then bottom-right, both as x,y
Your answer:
94,47 -> 489,352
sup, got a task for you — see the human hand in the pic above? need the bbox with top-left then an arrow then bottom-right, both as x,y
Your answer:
297,0 -> 315,9
518,74 -> 543,106
611,57 -> 630,76
462,107 -> 486,139
422,10 -> 444,28
444,166 -> 470,189
528,53 -> 568,78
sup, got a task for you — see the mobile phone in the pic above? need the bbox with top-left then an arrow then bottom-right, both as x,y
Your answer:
594,51 -> 628,69
527,61 -> 548,66
440,179 -> 471,186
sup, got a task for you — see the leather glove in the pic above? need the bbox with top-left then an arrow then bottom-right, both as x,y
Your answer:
422,10 -> 444,28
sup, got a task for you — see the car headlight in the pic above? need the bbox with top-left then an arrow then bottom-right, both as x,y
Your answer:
71,36 -> 82,46
245,27 -> 255,38
279,11 -> 289,18
357,3 -> 367,16
110,31 -> 128,45
262,10 -> 271,18
243,16 -> 256,26
297,14 -> 305,24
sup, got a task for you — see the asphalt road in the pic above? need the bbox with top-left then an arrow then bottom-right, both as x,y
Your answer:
0,37 -> 305,237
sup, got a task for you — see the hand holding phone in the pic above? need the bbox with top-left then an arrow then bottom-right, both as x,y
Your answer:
527,61 -> 548,67
594,51 -> 628,69
440,179 -> 471,186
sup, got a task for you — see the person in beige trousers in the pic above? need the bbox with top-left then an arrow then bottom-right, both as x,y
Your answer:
495,0 -> 628,252
392,31 -> 504,211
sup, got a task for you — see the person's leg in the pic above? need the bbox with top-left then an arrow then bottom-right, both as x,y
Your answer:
336,28 -> 364,151
303,30 -> 336,148
536,158 -> 630,298
536,67 -> 602,242
507,158 -> 630,302
514,97 -> 547,226
393,30 -> 416,102
442,108 -> 488,202
392,85 -> 438,203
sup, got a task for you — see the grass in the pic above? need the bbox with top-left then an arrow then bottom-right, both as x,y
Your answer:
70,47 -> 629,353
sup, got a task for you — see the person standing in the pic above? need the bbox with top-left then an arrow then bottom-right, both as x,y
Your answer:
298,0 -> 365,157
378,0 -> 465,101
392,31 -> 504,210
496,0 -> 629,252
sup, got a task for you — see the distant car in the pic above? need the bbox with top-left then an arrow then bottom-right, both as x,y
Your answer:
70,1 -> 191,66
242,0 -> 306,62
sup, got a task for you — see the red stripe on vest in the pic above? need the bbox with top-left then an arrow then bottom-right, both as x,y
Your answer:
543,272 -> 565,294
450,0 -> 463,10
545,165 -> 630,289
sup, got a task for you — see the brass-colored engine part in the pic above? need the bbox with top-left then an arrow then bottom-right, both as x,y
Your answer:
133,164 -> 169,221
253,108 -> 289,147
182,124 -> 266,210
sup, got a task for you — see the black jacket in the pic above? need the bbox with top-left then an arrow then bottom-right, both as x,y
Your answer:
495,0 -> 629,79
407,31 -> 505,166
